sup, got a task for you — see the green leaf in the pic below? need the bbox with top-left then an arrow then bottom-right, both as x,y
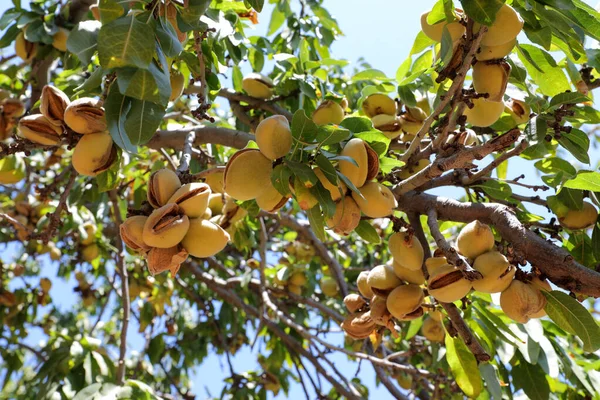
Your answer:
524,26 -> 552,50
479,363 -> 502,400
379,157 -> 405,174
445,334 -> 482,398
404,318 -> 423,340
354,130 -> 391,156
271,164 -> 293,196
512,359 -> 550,400
0,24 -> 19,49
310,184 -> 336,218
307,205 -> 326,241
96,149 -> 121,192
291,109 -> 319,143
267,4 -> 286,36
556,187 -> 583,210
124,99 -> 165,145
117,65 -> 170,105
315,154 -> 338,186
548,91 -> 591,109
558,128 -> 590,164
563,171 -> 600,192
460,0 -> 505,25
438,27 -> 454,66
247,0 -> 264,12
473,179 -> 512,200
178,0 -> 210,30
286,160 -> 318,187
337,171 -> 364,200
98,0 -> 124,24
351,69 -> 389,82
534,157 -> 576,178
395,57 -> 412,82
156,17 -> 183,57
543,290 -> 600,352
592,225 -> 600,261
147,334 -> 165,364
340,116 -> 373,134
67,21 -> 101,65
105,87 -> 136,153
316,125 -> 351,146
98,16 -> 155,69
354,220 -> 381,244
410,31 -> 435,55
517,44 -> 571,97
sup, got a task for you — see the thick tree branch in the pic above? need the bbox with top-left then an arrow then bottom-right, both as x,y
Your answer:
441,302 -> 490,363
148,126 -> 252,151
396,191 -> 600,297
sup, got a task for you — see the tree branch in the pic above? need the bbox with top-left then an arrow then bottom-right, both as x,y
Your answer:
441,302 -> 491,363
148,126 -> 252,151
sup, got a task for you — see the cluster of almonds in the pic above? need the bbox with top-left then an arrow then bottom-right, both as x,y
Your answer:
421,4 -> 528,128
119,168 -> 230,276
341,220 -> 554,341
16,85 -> 117,177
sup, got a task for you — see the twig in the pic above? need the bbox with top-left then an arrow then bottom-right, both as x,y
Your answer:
426,209 -> 481,281
177,131 -> 196,173
159,148 -> 178,171
109,190 -> 130,385
441,302 -> 490,363
465,139 -> 527,184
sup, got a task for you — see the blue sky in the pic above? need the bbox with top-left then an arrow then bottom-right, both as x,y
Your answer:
1,0 -> 599,399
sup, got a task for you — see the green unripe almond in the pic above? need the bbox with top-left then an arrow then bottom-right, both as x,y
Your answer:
356,271 -> 374,298
463,98 -> 505,127
427,264 -> 472,303
456,220 -> 495,259
352,182 -> 398,218
256,182 -> 289,213
367,264 -> 402,291
147,168 -> 182,208
242,73 -> 274,99
181,218 -> 230,258
372,114 -> 402,140
167,182 -> 211,218
386,284 -> 424,320
71,132 -> 117,177
82,244 -> 99,262
472,251 -> 515,293
314,167 -> 346,201
320,278 -> 339,297
476,38 -> 517,61
0,154 -> 26,185
326,196 -> 361,236
478,5 -> 523,47
558,201 -> 598,230
388,232 -> 424,271
339,138 -> 378,189
143,203 -> 190,249
224,149 -> 273,201
80,223 -> 97,246
362,94 -> 396,118
392,259 -> 425,285
472,60 -> 511,102
169,70 -> 186,102
500,280 -> 546,324
312,100 -> 344,126
420,12 -> 465,42
255,115 -> 293,160
289,271 -> 307,286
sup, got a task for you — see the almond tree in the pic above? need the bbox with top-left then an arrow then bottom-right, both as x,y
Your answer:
1,0 -> 600,399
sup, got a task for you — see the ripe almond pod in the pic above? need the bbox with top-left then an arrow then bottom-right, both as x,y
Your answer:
313,167 -> 346,201
15,32 -> 37,62
478,5 -> 523,47
312,100 -> 344,126
372,114 -> 402,140
427,264 -> 472,303
420,12 -> 465,42
558,201 -> 598,230
64,98 -> 107,134
242,73 -> 274,99
352,181 -> 397,218
344,294 -> 367,313
476,38 -> 517,61
367,264 -> 402,291
392,259 -> 425,285
147,245 -> 189,276
399,107 -> 427,135
339,138 -> 379,188
224,149 -> 273,201
143,203 -> 190,249
386,284 -> 424,320
181,218 -> 230,258
389,231 -> 424,271
341,311 -> 376,340
52,28 -> 69,52
320,277 -> 339,297
421,317 -> 445,342
504,98 -> 531,125
80,223 -> 97,245
456,220 -> 495,259
72,132 -> 117,176
472,251 -> 515,293
326,196 -> 361,236
472,60 -> 511,102
398,158 -> 430,180
2,98 -> 26,119
204,169 -> 225,193
120,215 -> 151,253
463,98 -> 505,127
500,280 -> 546,324
147,168 -> 182,208
167,182 -> 211,218
40,86 -> 70,126
356,271 -> 374,298
208,193 -> 227,215
370,295 -> 392,326
256,182 -> 289,213
289,271 -> 307,286
18,114 -> 62,145
529,277 -> 551,318
169,70 -> 186,102
429,310 -> 444,321
362,93 -> 396,118
255,115 -> 293,160
446,129 -> 478,146
0,154 -> 26,185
